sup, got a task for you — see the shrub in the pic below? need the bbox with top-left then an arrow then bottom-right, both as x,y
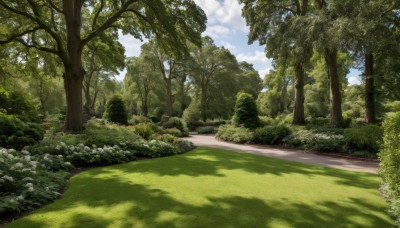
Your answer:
132,122 -> 162,139
0,113 -> 44,150
196,126 -> 216,134
379,112 -> 400,224
253,125 -> 291,145
216,125 -> 253,144
129,115 -> 152,125
284,130 -> 345,152
344,125 -> 383,153
161,117 -> 189,136
259,116 -> 275,126
104,95 -> 128,125
0,88 -> 40,122
182,99 -> 202,131
164,128 -> 182,137
0,148 -> 70,215
305,117 -> 329,126
203,120 -> 226,127
232,92 -> 260,129
150,134 -> 195,153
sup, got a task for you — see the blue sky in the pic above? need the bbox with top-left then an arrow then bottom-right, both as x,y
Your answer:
117,0 -> 361,85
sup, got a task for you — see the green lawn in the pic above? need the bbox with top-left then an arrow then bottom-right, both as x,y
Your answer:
7,147 -> 393,227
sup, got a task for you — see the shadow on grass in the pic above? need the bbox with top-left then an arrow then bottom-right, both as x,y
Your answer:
7,147 -> 393,227
103,147 -> 379,189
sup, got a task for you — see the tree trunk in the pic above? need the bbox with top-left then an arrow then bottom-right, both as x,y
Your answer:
165,79 -> 173,116
293,61 -> 305,125
201,89 -> 207,122
324,48 -> 342,127
364,52 -> 376,124
63,0 -> 85,132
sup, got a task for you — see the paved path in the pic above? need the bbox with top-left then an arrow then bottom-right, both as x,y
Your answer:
187,135 -> 379,174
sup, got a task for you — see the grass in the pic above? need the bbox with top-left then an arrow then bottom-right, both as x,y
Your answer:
6,147 -> 393,227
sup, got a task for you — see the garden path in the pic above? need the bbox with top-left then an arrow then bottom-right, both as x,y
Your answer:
187,134 -> 378,174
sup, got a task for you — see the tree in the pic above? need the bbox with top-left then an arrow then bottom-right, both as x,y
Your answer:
0,0 -> 206,132
190,37 -> 240,121
105,94 -> 128,125
233,92 -> 260,129
240,0 -> 312,125
124,56 -> 160,116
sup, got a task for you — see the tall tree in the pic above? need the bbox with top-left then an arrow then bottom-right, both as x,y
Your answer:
241,0 -> 312,125
190,37 -> 240,121
0,0 -> 206,131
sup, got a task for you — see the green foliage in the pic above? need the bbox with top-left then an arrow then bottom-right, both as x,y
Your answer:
164,128 -> 182,137
216,125 -> 254,143
284,130 -> 345,152
233,92 -> 260,129
0,88 -> 39,122
105,95 -> 128,125
161,117 -> 188,136
253,125 -> 291,145
129,115 -> 152,125
259,116 -> 276,126
344,125 -> 383,153
0,113 -> 44,150
0,148 -> 70,215
182,98 -> 203,131
132,122 -> 162,140
196,126 -> 216,134
379,112 -> 400,198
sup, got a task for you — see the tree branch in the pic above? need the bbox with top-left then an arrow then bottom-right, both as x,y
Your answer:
15,38 -> 60,56
45,0 -> 62,13
92,0 -> 104,29
0,27 -> 40,44
81,0 -> 140,46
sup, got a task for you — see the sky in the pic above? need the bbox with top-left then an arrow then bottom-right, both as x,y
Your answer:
117,0 -> 362,85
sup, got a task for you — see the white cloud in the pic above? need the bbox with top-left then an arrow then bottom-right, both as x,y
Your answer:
118,31 -> 146,57
194,0 -> 248,32
220,41 -> 237,53
348,76 -> 362,86
258,67 -> 272,79
204,25 -> 232,39
237,51 -> 269,63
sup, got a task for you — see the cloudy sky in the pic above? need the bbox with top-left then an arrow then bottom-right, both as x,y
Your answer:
117,0 -> 361,85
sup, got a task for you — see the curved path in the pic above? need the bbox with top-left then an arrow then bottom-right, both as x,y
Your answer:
187,135 -> 379,174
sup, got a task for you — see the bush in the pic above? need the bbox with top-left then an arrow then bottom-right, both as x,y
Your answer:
305,117 -> 329,126
129,115 -> 152,125
344,125 -> 383,153
150,134 -> 195,153
164,128 -> 182,137
253,125 -> 291,145
0,113 -> 44,150
203,120 -> 226,127
0,148 -> 70,215
161,117 -> 189,136
379,112 -> 400,224
182,99 -> 202,131
259,116 -> 275,126
132,122 -> 162,139
216,125 -> 253,144
232,92 -> 260,129
196,126 -> 216,134
0,88 -> 40,122
104,95 -> 128,125
284,130 -> 345,152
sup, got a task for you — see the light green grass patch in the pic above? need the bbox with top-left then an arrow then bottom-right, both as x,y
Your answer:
7,147 -> 394,227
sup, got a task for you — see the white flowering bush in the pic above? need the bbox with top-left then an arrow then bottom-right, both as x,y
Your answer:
0,148 -> 70,214
56,143 -> 137,167
283,130 -> 346,152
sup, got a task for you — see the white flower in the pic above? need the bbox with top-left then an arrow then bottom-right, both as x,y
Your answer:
60,142 -> 66,147
9,149 -> 16,153
57,155 -> 63,158
56,145 -> 61,150
3,175 -> 14,182
9,199 -> 16,204
45,187 -> 50,191
84,146 -> 90,151
14,162 -> 23,169
16,195 -> 24,201
28,187 -> 34,192
24,156 -> 31,162
22,177 -> 33,182
26,183 -> 33,188
7,154 -> 14,159
21,150 -> 30,155
64,162 -> 72,166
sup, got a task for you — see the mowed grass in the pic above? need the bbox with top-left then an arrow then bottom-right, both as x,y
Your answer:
6,147 -> 394,227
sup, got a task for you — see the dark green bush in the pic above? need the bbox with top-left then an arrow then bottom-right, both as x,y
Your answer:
232,92 -> 260,129
0,88 -> 40,122
196,126 -> 216,134
305,117 -> 329,126
253,125 -> 291,145
216,125 -> 253,143
161,117 -> 189,136
0,113 -> 44,150
105,95 -> 128,125
344,125 -> 383,153
379,112 -> 400,224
